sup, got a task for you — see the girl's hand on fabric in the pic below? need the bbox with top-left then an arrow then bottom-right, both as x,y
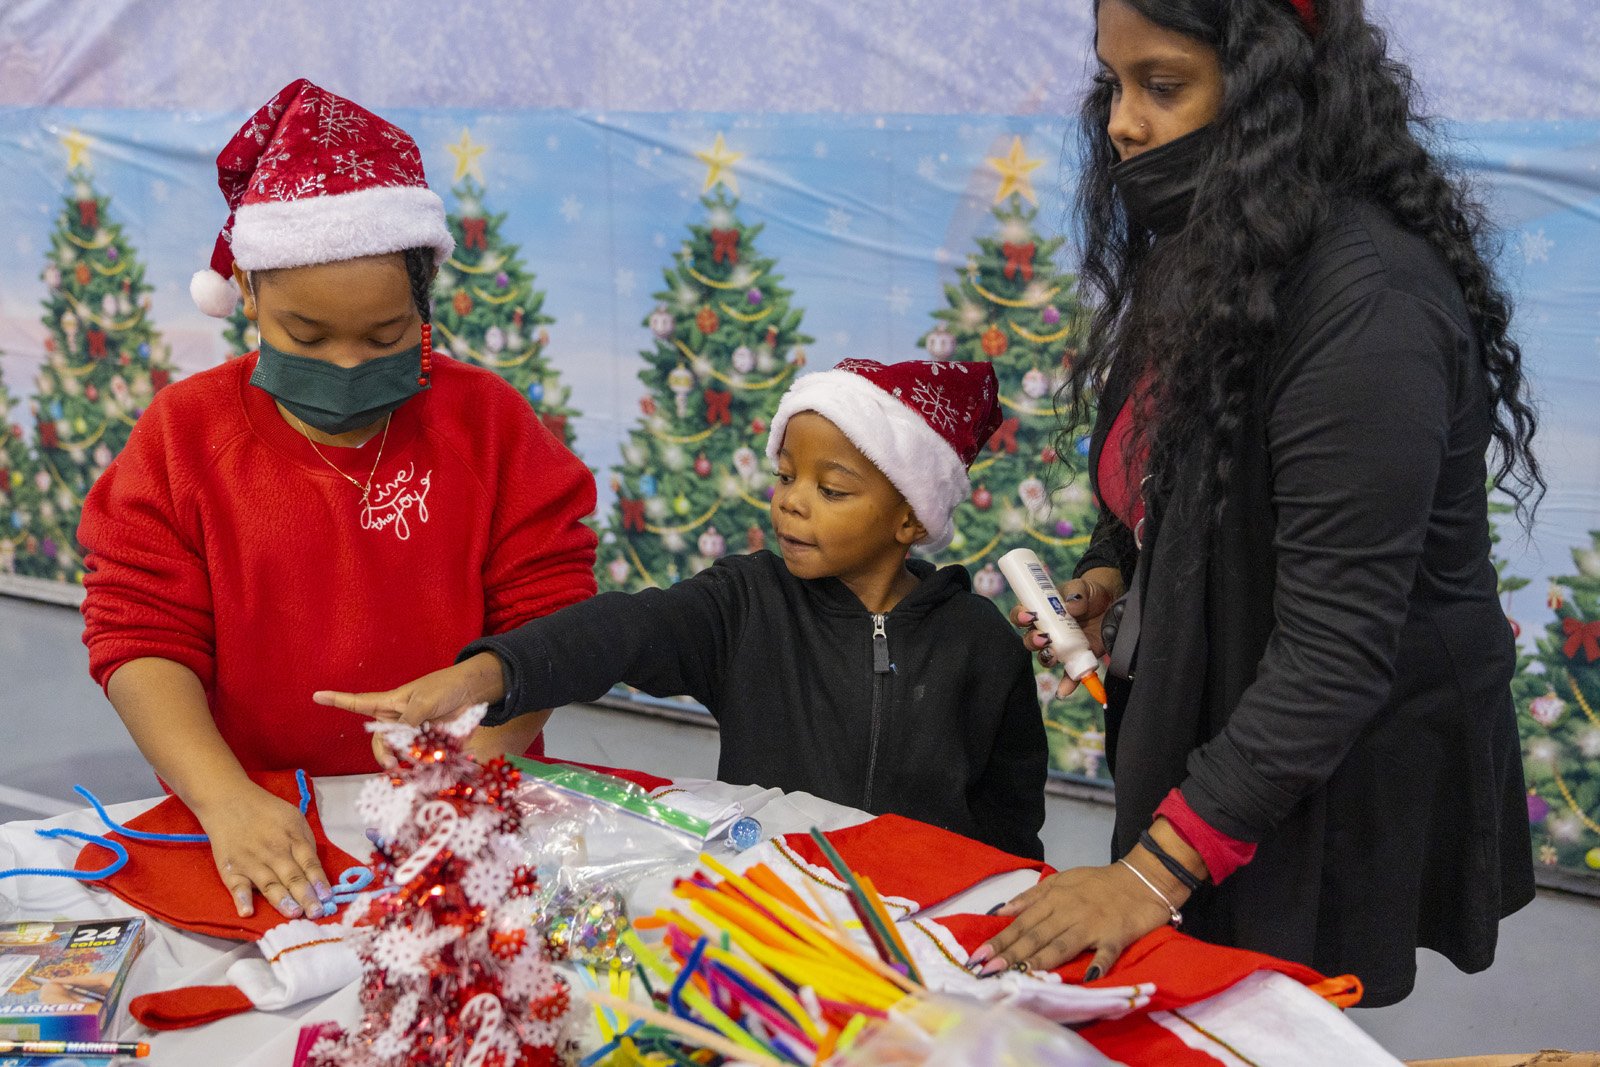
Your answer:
965,861 -> 1175,980
194,783 -> 332,921
313,653 -> 505,727
1009,566 -> 1123,696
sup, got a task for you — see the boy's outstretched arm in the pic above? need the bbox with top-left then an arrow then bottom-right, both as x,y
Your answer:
316,561 -> 746,738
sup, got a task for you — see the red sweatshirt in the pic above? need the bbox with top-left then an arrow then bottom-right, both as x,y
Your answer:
79,352 -> 597,776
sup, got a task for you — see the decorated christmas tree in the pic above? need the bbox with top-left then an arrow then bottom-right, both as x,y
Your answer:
596,134 -> 812,592
1514,529 -> 1600,883
0,353 -> 54,578
220,302 -> 259,359
921,137 -> 1105,779
17,132 -> 180,584
311,707 -> 571,1066
430,130 -> 575,446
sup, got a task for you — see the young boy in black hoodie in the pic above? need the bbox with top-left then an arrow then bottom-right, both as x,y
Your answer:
318,358 -> 1047,859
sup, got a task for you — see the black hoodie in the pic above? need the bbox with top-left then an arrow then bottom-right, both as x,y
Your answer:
464,550 -> 1047,859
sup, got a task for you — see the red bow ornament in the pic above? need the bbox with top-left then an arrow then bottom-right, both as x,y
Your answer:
988,416 -> 1020,455
1562,616 -> 1600,662
704,388 -> 733,426
710,228 -> 740,265
1002,242 -> 1035,282
620,498 -> 647,532
461,217 -> 488,251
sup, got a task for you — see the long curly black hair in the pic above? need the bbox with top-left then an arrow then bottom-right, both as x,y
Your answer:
1062,0 -> 1543,527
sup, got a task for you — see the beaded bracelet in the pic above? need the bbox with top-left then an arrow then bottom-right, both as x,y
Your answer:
1139,829 -> 1204,892
1118,858 -> 1183,928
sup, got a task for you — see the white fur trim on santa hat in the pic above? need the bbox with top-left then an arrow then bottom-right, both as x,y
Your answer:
190,269 -> 240,317
230,184 -> 454,273
767,368 -> 972,553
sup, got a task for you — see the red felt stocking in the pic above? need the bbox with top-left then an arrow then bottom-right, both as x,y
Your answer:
73,770 -> 363,942
72,772 -> 367,1030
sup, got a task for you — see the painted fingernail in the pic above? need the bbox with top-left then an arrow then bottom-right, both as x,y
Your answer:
234,893 -> 252,917
1065,593 -> 1085,602
279,896 -> 303,916
978,958 -> 1008,977
964,944 -> 993,967
985,902 -> 1005,916
1085,965 -> 1102,981
314,881 -> 333,904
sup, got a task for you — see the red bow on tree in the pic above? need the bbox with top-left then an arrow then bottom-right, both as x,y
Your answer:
620,498 -> 647,532
461,217 -> 488,251
151,368 -> 171,392
1002,242 -> 1035,282
987,416 -> 1021,455
1562,616 -> 1600,662
704,388 -> 733,426
39,421 -> 60,450
78,199 -> 98,230
710,228 -> 740,265
87,328 -> 108,360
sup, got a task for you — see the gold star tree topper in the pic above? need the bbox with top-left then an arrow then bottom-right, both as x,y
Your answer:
447,128 -> 487,184
61,129 -> 92,170
697,132 -> 745,195
988,136 -> 1043,205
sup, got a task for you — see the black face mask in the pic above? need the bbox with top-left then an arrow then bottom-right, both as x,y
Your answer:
251,341 -> 427,435
1109,124 -> 1215,237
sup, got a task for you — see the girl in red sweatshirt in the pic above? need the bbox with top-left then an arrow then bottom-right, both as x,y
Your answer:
77,80 -> 596,925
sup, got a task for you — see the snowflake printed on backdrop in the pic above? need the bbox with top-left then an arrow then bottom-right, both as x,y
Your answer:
1521,228 -> 1555,263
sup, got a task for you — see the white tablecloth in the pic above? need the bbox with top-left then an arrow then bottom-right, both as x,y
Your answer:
0,775 -> 1402,1066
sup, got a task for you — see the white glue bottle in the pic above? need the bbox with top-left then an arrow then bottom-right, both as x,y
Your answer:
998,547 -> 1108,706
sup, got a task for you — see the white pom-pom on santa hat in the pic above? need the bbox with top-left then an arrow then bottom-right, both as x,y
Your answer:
189,269 -> 240,318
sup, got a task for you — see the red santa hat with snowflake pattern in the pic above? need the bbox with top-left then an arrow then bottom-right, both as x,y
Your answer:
767,359 -> 1001,553
189,78 -> 454,317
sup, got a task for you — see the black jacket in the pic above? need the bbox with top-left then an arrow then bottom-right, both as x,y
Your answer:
464,551 -> 1047,859
1078,200 -> 1534,1006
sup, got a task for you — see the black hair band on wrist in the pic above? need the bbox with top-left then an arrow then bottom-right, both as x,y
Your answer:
1139,829 -> 1204,892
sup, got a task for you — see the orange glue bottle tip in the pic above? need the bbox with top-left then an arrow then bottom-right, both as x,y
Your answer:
1078,671 -> 1108,707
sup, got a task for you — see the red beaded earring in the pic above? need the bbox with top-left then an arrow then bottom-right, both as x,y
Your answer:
418,322 -> 433,388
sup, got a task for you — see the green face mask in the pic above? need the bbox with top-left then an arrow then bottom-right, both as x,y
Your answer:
251,341 -> 427,435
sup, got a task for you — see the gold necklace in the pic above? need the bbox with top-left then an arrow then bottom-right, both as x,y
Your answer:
293,413 -> 392,504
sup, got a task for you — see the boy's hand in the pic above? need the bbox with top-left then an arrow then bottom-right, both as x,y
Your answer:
314,653 -> 505,726
1010,566 -> 1123,698
194,782 -> 332,920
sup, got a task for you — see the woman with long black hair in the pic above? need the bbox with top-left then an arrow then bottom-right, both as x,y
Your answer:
973,0 -> 1543,1006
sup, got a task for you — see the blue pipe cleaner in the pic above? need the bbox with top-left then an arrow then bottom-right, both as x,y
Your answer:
0,828 -> 128,882
669,937 -> 709,1021
74,768 -> 313,844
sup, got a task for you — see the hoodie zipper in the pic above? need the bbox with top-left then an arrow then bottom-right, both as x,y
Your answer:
863,613 -> 891,811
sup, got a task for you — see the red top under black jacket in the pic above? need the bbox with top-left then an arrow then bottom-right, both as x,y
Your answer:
79,352 -> 597,776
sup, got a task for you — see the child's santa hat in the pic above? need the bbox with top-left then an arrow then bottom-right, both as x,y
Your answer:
189,78 -> 454,317
767,359 -> 1002,553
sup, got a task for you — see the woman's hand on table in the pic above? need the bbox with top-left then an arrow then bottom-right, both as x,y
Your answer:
193,781 -> 332,920
1010,565 -> 1124,698
313,653 -> 507,769
968,849 -> 1190,979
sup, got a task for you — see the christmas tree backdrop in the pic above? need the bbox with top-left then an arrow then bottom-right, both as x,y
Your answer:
14,137 -> 179,584
1515,530 -> 1600,884
0,351 -> 52,578
596,136 -> 811,593
431,131 -> 576,447
221,302 -> 258,359
920,137 -> 1106,780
